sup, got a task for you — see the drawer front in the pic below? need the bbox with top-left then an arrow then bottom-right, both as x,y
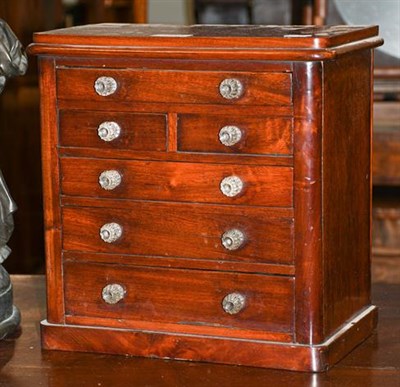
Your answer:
59,110 -> 167,151
62,203 -> 294,264
61,158 -> 293,207
64,261 -> 294,334
178,115 -> 293,155
57,68 -> 292,106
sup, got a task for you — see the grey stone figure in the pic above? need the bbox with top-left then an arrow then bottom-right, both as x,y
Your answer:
0,19 -> 28,339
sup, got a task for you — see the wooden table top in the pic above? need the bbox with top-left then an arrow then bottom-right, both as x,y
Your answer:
0,275 -> 399,386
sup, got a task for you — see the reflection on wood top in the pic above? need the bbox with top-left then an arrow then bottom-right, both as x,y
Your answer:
29,24 -> 383,60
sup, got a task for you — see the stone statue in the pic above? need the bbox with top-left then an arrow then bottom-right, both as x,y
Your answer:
0,19 -> 28,339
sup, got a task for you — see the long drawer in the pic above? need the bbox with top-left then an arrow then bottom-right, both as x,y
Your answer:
62,203 -> 294,264
64,261 -> 294,335
60,158 -> 293,207
57,68 -> 292,106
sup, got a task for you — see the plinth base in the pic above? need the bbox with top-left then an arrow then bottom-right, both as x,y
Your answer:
41,305 -> 377,372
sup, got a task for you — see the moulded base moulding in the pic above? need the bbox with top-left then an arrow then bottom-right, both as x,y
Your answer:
41,305 -> 378,372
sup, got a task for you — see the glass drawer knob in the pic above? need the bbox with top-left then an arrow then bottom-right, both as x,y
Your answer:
221,229 -> 245,251
100,222 -> 123,243
219,125 -> 242,147
222,293 -> 246,315
220,176 -> 243,197
219,78 -> 243,99
97,121 -> 121,142
102,284 -> 125,304
99,170 -> 122,191
94,76 -> 118,96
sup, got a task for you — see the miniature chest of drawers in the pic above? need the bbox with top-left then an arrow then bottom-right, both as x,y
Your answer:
30,24 -> 382,372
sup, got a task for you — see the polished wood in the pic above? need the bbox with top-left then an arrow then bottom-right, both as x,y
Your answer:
29,25 -> 382,372
167,112 -> 178,152
31,24 -> 380,50
60,158 -> 293,206
292,61 -> 323,344
63,250 -> 295,276
57,98 -> 294,117
55,56 -> 294,72
178,115 -> 293,155
59,144 -> 294,166
28,25 -> 382,62
63,261 -> 294,337
56,68 -> 292,106
41,306 -> 377,372
61,201 -> 294,264
37,58 -> 64,324
1,276 -> 399,384
59,110 -> 167,151
322,50 -> 372,338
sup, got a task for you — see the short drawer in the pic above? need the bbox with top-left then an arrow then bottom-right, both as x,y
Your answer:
62,202 -> 294,265
178,115 -> 293,155
60,158 -> 293,207
64,261 -> 294,335
57,68 -> 292,106
59,110 -> 167,151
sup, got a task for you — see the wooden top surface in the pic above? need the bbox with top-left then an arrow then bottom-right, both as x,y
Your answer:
1,275 -> 399,385
33,24 -> 377,45
30,24 -> 383,60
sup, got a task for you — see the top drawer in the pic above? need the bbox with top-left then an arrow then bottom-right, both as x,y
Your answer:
56,68 -> 292,106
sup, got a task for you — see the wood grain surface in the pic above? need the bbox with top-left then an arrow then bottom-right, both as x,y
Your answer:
178,114 -> 293,155
61,201 -> 294,264
63,262 -> 294,336
37,57 -> 64,324
292,61 -> 323,344
57,68 -> 292,106
322,50 -> 372,338
60,158 -> 293,207
1,276 -> 398,385
59,110 -> 167,151
30,24 -> 381,371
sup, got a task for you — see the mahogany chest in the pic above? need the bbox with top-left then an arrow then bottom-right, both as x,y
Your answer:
30,24 -> 382,372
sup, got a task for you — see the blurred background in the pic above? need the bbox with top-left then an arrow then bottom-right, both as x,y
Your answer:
0,0 -> 398,283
